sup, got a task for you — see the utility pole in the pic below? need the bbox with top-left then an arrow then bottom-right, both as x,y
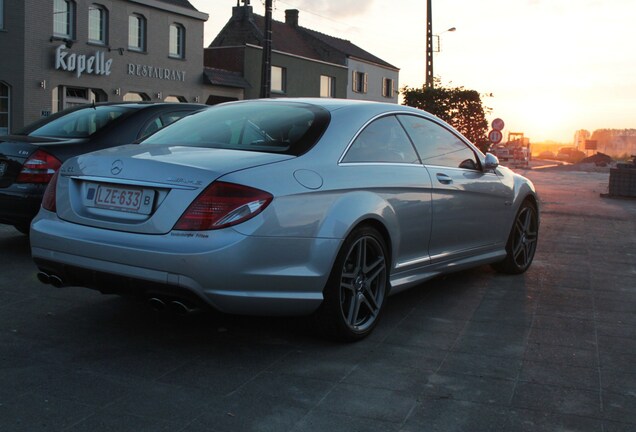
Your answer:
260,0 -> 273,98
425,0 -> 434,89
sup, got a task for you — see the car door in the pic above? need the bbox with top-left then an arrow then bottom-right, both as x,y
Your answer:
340,115 -> 433,271
397,114 -> 513,263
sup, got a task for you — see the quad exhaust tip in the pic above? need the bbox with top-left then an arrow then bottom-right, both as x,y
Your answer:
147,297 -> 200,315
37,272 -> 64,288
36,276 -> 201,315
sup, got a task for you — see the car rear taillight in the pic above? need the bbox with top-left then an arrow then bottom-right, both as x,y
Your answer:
174,181 -> 273,231
41,170 -> 60,212
16,150 -> 62,183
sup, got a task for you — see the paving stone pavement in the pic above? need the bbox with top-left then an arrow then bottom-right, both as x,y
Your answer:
0,166 -> 635,431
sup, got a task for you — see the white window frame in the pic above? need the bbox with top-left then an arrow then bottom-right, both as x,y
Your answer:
128,13 -> 146,52
53,0 -> 75,39
382,77 -> 394,98
169,23 -> 185,59
88,4 -> 107,45
352,71 -> 368,94
320,75 -> 335,98
271,66 -> 287,94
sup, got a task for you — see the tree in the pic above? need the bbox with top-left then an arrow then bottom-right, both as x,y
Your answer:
402,81 -> 491,152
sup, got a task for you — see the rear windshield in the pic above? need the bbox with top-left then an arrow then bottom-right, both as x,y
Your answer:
141,101 -> 330,156
27,106 -> 133,138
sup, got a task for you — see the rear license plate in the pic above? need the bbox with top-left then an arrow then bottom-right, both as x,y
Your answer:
0,161 -> 6,176
93,185 -> 154,214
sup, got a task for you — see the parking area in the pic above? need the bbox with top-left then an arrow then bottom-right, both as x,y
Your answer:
1,166 -> 635,431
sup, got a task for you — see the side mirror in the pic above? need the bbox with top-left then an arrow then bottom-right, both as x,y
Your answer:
484,153 -> 499,171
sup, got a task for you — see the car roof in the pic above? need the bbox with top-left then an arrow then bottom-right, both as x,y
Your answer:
88,102 -> 206,110
220,97 -> 432,118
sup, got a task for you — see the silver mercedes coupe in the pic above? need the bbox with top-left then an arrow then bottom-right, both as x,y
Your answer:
30,99 -> 539,341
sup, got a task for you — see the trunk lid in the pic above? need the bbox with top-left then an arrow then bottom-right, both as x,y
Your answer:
56,144 -> 293,234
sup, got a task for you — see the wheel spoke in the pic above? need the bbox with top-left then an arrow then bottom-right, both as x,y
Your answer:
365,256 -> 385,285
362,285 -> 380,311
340,280 -> 356,295
512,238 -> 524,258
355,239 -> 366,273
521,209 -> 532,232
347,293 -> 362,325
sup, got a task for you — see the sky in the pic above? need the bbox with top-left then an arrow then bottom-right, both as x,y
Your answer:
190,0 -> 636,143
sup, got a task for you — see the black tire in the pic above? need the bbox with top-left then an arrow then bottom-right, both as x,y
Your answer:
492,200 -> 538,274
14,224 -> 30,235
314,225 -> 389,342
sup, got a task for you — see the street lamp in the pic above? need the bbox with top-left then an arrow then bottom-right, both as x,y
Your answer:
425,0 -> 456,89
434,27 -> 456,53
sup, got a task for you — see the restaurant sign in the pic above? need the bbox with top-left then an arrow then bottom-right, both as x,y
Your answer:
55,45 -> 112,78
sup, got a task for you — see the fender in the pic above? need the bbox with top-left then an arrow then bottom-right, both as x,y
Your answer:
315,190 -> 399,257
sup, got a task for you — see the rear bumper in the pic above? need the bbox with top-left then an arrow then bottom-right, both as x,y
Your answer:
30,210 -> 341,316
0,185 -> 45,226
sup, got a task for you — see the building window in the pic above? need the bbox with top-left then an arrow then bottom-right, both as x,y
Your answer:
271,66 -> 286,93
382,78 -> 394,98
0,83 -> 9,135
88,4 -> 107,44
53,0 -> 75,39
320,75 -> 335,98
353,71 -> 367,94
128,14 -> 146,51
169,23 -> 185,58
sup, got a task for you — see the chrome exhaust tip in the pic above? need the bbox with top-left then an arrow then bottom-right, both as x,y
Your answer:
37,272 -> 51,285
170,300 -> 197,315
147,297 -> 167,312
49,275 -> 64,288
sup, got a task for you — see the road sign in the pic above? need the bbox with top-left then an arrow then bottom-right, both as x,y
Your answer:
492,118 -> 505,131
488,129 -> 503,144
585,140 -> 598,150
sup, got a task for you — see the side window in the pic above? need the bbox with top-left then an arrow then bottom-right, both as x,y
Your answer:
169,23 -> 185,58
128,14 -> 146,52
342,115 -> 420,164
398,115 -> 479,170
88,4 -> 108,45
138,110 -> 192,139
54,0 -> 76,39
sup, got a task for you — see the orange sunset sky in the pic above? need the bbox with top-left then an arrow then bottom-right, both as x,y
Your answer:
191,0 -> 635,144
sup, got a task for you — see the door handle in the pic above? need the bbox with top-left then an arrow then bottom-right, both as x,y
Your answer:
436,173 -> 453,185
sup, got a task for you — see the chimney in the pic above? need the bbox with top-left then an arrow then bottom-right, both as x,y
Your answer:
285,9 -> 299,27
232,4 -> 253,21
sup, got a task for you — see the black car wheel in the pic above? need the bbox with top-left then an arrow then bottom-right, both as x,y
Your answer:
493,200 -> 538,274
315,225 -> 388,341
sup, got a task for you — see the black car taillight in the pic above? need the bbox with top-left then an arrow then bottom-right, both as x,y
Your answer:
16,150 -> 62,184
174,182 -> 273,231
41,170 -> 60,212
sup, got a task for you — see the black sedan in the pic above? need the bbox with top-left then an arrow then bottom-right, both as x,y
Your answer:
0,102 -> 205,233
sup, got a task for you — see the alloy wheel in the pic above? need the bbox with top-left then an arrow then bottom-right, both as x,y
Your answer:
339,235 -> 387,333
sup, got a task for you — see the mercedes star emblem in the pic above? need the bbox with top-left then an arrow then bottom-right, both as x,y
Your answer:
111,159 -> 123,175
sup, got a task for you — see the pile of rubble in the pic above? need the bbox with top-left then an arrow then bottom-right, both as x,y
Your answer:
580,152 -> 613,167
608,155 -> 636,197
